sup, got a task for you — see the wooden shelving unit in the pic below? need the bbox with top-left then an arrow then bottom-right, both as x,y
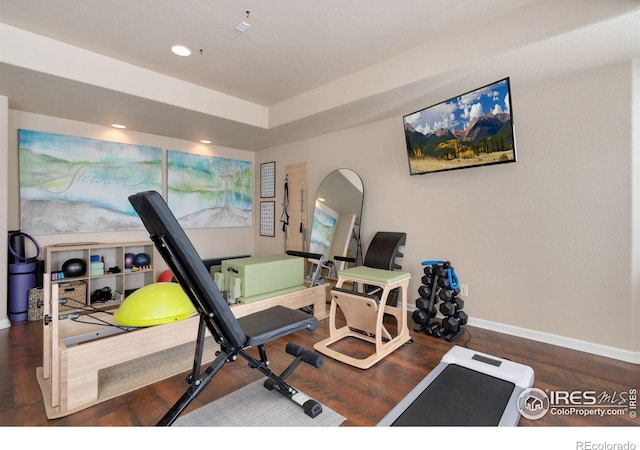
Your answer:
43,241 -> 156,309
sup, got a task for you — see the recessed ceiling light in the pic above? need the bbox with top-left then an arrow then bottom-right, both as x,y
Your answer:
235,21 -> 251,32
171,45 -> 192,56
200,140 -> 212,144
235,10 -> 251,32
111,123 -> 126,129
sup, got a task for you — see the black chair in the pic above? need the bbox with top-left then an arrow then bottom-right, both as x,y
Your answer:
362,232 -> 406,271
336,231 -> 406,306
129,190 -> 324,426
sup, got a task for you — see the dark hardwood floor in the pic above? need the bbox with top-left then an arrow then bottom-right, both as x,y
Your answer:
1,311 -> 638,433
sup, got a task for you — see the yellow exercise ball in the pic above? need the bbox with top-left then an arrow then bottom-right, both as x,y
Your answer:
114,282 -> 196,327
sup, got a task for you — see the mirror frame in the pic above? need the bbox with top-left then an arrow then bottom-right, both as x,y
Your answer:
309,168 -> 364,272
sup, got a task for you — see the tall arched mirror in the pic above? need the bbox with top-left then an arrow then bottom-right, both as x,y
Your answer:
309,169 -> 364,275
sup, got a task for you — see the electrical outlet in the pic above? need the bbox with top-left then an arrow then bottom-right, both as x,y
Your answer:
459,284 -> 469,297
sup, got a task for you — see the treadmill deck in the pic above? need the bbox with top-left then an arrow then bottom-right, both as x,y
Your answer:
378,346 -> 534,426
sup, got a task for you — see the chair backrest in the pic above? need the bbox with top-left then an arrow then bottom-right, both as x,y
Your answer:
128,190 -> 247,348
363,232 -> 406,271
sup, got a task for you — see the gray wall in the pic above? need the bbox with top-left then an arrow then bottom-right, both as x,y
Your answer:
2,64 -> 638,361
1,111 -> 256,325
255,61 -> 639,358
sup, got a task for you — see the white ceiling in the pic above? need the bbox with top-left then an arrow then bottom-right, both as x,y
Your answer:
1,0 -> 639,151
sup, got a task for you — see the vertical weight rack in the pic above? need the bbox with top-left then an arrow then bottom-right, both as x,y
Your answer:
412,260 -> 468,342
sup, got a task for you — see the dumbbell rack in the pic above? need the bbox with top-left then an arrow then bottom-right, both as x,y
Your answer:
412,261 -> 468,342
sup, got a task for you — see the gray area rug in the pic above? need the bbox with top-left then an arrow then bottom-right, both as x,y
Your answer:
174,378 -> 346,427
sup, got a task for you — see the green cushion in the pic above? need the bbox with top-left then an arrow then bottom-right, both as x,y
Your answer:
338,266 -> 411,284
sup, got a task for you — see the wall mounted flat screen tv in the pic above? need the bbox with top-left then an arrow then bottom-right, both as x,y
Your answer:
403,78 -> 516,176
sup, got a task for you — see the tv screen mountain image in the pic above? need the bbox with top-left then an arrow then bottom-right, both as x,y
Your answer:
403,78 -> 517,176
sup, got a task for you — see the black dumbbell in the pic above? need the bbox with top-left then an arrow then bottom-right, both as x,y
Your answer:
417,298 -> 437,316
421,274 -> 434,286
412,309 -> 429,325
415,297 -> 429,311
456,310 -> 469,325
434,263 -> 451,278
426,321 -> 444,338
440,298 -> 464,316
438,288 -> 459,302
415,298 -> 436,317
418,284 -> 432,298
439,301 -> 459,317
442,316 -> 460,333
437,276 -> 453,288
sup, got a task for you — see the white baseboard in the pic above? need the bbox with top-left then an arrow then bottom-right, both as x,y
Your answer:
468,317 -> 640,365
406,303 -> 638,364
0,318 -> 11,330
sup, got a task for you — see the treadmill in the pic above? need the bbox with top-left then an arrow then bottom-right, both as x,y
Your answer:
377,346 -> 535,426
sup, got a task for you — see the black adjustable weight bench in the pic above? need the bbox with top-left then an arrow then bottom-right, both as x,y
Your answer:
129,190 -> 324,426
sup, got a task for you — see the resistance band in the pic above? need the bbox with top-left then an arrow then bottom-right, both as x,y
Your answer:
280,175 -> 290,233
421,260 -> 459,290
